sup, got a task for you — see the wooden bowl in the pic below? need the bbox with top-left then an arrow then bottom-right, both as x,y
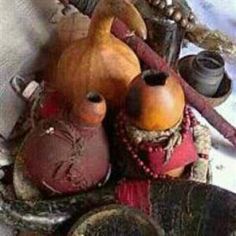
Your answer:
178,55 -> 232,107
68,204 -> 163,236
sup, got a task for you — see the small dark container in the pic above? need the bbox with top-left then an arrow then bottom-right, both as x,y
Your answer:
190,51 -> 225,97
146,17 -> 185,67
178,54 -> 232,107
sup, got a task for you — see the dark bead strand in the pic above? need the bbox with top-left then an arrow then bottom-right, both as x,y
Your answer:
187,107 -> 200,127
180,106 -> 191,138
148,0 -> 196,30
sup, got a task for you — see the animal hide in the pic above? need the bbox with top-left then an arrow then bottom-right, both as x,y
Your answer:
0,0 -> 60,139
0,0 -> 58,80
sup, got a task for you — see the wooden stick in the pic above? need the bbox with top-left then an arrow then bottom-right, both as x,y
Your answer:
112,20 -> 236,147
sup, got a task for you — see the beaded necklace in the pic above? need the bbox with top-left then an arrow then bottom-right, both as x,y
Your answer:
115,106 -> 204,180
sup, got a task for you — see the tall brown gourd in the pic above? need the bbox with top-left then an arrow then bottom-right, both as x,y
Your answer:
56,0 -> 147,108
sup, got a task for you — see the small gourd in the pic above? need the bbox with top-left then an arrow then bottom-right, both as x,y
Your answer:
114,70 -> 195,179
56,0 -> 147,108
125,70 -> 185,131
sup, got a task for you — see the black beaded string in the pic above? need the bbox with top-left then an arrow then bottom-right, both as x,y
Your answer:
147,0 -> 196,31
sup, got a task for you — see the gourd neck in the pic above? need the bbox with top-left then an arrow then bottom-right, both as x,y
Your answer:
87,0 -> 147,44
72,92 -> 106,127
87,2 -> 114,43
88,15 -> 113,43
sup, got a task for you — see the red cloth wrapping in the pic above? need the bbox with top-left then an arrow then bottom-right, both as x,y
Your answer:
116,180 -> 151,215
147,131 -> 198,174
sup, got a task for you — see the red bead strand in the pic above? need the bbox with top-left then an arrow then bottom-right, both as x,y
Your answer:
115,106 -> 204,180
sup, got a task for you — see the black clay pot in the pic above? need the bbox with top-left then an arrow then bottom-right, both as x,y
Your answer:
189,51 -> 225,97
178,54 -> 232,107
